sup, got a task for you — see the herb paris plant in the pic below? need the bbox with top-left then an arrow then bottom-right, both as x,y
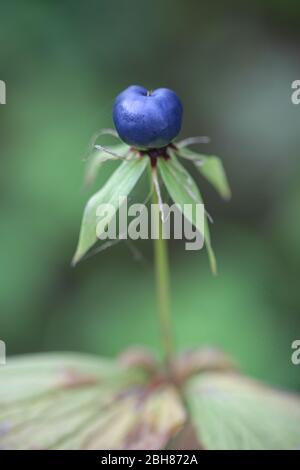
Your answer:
72,85 -> 230,370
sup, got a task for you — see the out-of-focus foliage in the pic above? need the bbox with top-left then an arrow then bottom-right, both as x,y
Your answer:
0,0 -> 299,393
185,371 -> 300,450
1,353 -> 299,449
0,353 -> 186,450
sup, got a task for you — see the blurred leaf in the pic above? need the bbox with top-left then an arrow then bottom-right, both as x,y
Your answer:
173,348 -> 237,382
178,148 -> 231,200
0,353 -> 186,450
73,158 -> 149,265
185,372 -> 300,450
157,154 -> 217,274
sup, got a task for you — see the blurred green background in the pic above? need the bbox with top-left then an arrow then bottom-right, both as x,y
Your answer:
0,0 -> 299,391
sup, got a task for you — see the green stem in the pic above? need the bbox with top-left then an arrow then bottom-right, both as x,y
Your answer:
151,170 -> 175,371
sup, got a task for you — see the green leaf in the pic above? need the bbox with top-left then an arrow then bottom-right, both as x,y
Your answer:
185,372 -> 300,450
157,155 -> 217,274
178,148 -> 231,200
84,143 -> 130,187
73,158 -> 149,265
0,353 -> 186,450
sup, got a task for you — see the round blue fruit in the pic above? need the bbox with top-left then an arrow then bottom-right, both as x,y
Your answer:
113,85 -> 183,149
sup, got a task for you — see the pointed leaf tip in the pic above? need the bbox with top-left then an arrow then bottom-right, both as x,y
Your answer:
200,155 -> 231,201
73,158 -> 149,264
178,148 -> 231,201
157,153 -> 218,274
208,247 -> 218,276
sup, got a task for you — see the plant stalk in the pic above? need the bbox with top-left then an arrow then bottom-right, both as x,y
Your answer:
152,169 -> 175,372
